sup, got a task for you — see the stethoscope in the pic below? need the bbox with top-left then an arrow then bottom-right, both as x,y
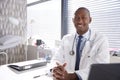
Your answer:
69,29 -> 91,56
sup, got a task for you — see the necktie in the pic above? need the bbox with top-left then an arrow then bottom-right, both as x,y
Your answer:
75,35 -> 83,70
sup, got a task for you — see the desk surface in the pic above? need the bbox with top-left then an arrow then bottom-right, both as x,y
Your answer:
0,60 -> 53,80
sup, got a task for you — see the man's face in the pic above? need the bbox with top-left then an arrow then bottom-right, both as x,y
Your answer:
73,9 -> 91,35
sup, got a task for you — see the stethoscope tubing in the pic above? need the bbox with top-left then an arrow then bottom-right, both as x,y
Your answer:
69,29 -> 91,56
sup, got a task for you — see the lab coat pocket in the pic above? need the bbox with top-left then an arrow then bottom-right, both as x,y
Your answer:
81,41 -> 91,58
80,53 -> 92,69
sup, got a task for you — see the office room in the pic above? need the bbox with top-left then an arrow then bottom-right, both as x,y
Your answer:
0,0 -> 120,80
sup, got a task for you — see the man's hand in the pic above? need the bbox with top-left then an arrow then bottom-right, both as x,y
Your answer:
52,62 -> 79,80
52,62 -> 70,80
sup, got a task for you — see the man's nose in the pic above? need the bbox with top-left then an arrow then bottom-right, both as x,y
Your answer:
77,18 -> 82,23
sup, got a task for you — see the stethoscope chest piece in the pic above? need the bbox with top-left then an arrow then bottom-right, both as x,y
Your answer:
69,50 -> 75,55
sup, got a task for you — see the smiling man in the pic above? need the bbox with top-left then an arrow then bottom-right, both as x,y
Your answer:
52,7 -> 110,80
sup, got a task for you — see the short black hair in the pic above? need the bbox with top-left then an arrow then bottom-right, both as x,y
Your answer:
75,7 -> 90,16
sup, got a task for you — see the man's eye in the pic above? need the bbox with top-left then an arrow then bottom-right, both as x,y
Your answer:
82,16 -> 87,19
75,17 -> 80,20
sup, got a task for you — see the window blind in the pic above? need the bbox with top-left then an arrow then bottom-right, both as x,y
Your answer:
67,0 -> 120,48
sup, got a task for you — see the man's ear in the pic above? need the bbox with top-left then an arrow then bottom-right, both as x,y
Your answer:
89,17 -> 92,23
72,18 -> 74,23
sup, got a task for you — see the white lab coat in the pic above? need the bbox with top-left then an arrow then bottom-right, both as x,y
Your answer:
52,29 -> 110,80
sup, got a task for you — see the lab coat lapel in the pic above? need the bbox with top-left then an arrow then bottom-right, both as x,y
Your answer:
80,30 -> 96,62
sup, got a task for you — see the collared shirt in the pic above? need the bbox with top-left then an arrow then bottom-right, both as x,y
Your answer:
75,29 -> 90,51
76,29 -> 90,42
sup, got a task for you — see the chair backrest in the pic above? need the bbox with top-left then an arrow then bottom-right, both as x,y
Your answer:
88,63 -> 120,80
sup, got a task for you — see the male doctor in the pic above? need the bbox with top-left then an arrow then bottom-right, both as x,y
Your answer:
52,7 -> 110,80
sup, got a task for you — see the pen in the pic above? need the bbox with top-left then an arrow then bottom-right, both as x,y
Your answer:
33,73 -> 47,78
33,75 -> 41,78
33,69 -> 53,78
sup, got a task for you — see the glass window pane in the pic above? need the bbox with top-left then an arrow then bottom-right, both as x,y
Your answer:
27,0 -> 61,48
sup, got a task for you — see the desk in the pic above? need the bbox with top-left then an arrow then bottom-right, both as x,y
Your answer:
0,60 -> 53,80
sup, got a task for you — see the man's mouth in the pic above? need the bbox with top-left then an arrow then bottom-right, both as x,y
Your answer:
77,24 -> 82,28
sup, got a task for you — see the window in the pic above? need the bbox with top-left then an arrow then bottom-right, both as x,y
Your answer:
27,0 -> 61,48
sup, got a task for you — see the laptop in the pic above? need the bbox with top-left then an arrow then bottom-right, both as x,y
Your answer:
88,63 -> 120,80
8,60 -> 47,71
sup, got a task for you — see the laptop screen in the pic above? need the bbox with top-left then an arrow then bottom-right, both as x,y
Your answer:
88,63 -> 120,80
